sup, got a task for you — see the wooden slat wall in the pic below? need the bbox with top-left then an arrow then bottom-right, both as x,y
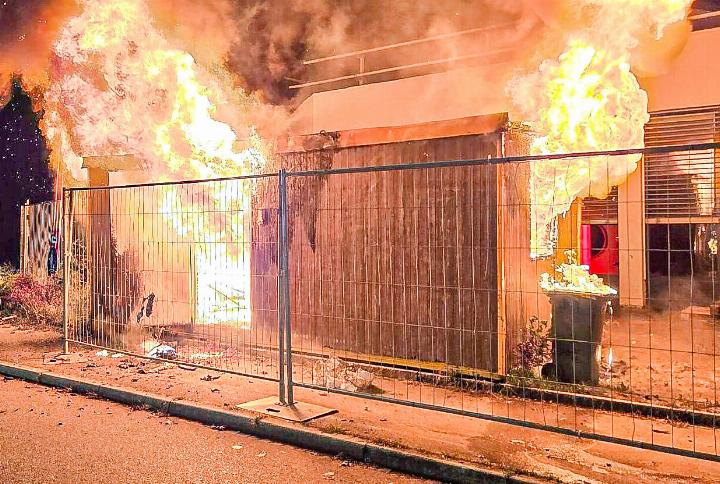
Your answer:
256,134 -> 501,371
582,188 -> 619,224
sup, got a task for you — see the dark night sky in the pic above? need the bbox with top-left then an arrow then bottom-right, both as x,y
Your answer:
0,81 -> 53,267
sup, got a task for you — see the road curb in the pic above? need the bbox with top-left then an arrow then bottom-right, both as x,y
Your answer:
0,362 -> 544,483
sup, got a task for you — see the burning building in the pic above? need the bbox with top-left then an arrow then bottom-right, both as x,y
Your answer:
5,0 -> 720,442
277,0 -> 720,378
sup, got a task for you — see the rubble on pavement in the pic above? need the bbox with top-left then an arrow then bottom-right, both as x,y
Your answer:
311,357 -> 375,392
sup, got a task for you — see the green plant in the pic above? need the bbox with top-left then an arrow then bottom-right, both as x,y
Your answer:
512,316 -> 552,373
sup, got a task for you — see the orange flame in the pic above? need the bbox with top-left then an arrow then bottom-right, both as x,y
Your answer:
45,0 -> 269,182
512,0 -> 693,258
45,0 -> 272,326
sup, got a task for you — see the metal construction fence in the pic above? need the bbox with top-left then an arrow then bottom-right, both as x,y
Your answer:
62,175 -> 282,382
60,142 -> 720,461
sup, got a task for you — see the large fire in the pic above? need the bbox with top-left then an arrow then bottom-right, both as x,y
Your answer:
512,0 -> 693,259
1,0 -> 699,316
45,0 -> 269,182
43,0 -> 272,326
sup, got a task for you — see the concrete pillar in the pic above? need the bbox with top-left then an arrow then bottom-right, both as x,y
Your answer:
617,159 -> 646,307
86,167 -> 111,334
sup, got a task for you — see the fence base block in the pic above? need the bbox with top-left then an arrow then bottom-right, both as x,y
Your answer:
238,396 -> 337,423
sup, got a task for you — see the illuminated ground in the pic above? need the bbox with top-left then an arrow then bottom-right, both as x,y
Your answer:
0,376 -> 426,484
2,322 -> 719,482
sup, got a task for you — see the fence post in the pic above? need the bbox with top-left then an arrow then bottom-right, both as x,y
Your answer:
62,189 -> 70,354
277,170 -> 288,404
279,171 -> 294,405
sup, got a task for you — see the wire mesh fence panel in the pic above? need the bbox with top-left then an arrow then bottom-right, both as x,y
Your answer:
285,144 -> 720,460
65,175 -> 280,380
56,141 -> 720,460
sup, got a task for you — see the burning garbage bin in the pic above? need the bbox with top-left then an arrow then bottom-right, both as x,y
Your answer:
548,293 -> 611,385
540,250 -> 616,386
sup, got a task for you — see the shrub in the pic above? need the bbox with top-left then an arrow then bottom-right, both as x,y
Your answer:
0,264 -> 18,316
513,315 -> 552,372
6,273 -> 63,327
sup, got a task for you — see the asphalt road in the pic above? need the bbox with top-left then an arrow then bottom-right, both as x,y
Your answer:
0,378 -> 430,484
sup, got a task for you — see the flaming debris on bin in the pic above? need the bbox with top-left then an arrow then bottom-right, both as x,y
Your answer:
540,250 -> 617,296
511,0 -> 693,260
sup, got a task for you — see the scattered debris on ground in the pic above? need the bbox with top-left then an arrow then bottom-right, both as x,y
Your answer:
310,357 -> 376,393
43,353 -> 87,365
146,345 -> 177,359
189,352 -> 223,360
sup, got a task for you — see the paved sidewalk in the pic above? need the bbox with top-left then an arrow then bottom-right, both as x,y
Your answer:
2,323 -> 720,483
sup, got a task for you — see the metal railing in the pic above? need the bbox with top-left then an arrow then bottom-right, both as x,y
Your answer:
289,22 -> 522,92
61,142 -> 720,461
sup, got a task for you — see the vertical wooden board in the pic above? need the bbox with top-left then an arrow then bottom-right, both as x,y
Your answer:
468,157 -> 484,367
457,167 -> 474,291
315,192 -> 326,348
414,144 -> 433,363
367,156 -> 381,355
499,161 -> 524,370
344,147 -> 356,352
393,284 -> 409,359
456,287 -> 472,367
331,177 -> 343,322
348,150 -> 361,354
390,153 -> 405,297
417,306 -> 433,362
387,157 -> 401,358
402,143 -> 419,361
336,149 -> 350,349
431,287 -> 447,362
317,154 -> 331,347
479,170 -> 497,370
376,168 -> 390,357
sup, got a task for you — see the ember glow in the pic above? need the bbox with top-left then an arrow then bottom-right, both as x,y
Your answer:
159,186 -> 253,326
512,0 -> 693,259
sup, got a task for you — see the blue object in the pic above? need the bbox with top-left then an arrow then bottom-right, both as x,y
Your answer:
47,234 -> 58,275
